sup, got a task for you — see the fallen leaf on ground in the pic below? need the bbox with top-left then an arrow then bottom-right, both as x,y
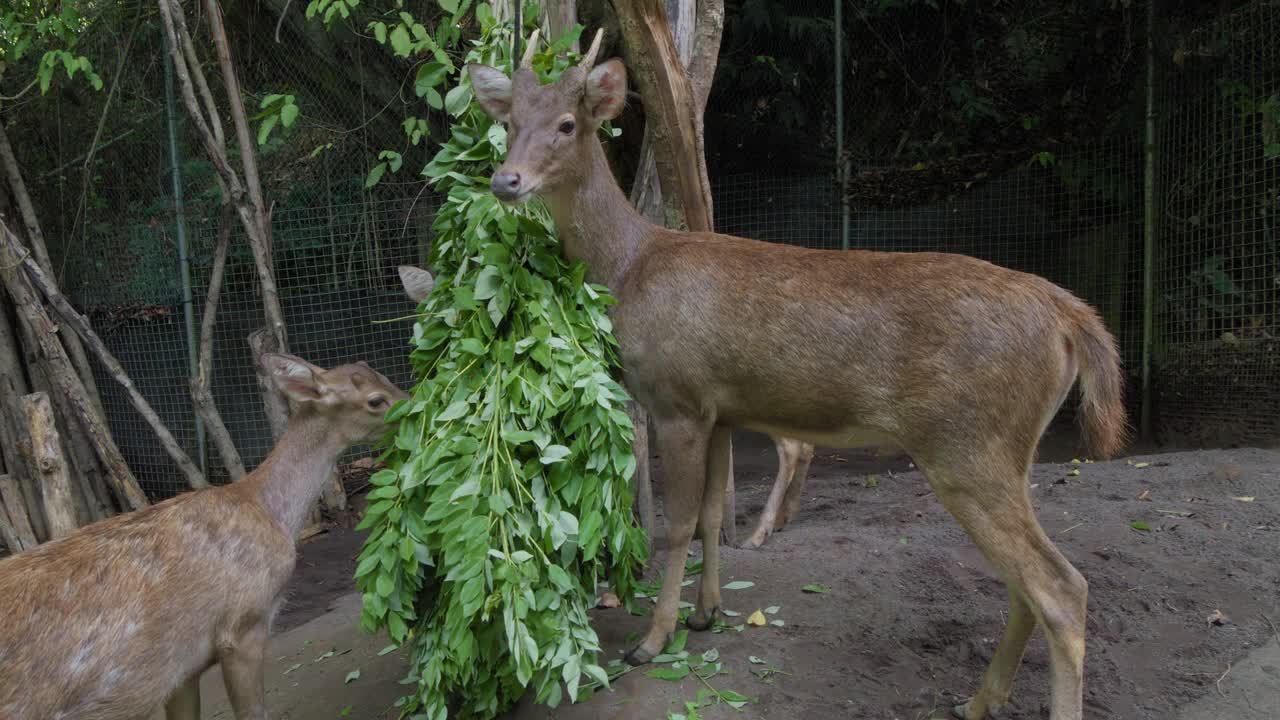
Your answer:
597,591 -> 621,608
345,669 -> 361,684
864,475 -> 879,488
765,605 -> 781,615
747,610 -> 767,626
1207,609 -> 1229,626
1137,490 -> 1151,501
1067,469 -> 1080,477
1133,462 -> 1151,469
1129,521 -> 1151,532
1232,496 -> 1255,502
722,580 -> 754,591
801,584 -> 830,594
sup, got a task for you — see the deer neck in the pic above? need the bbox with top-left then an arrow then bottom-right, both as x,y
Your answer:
243,414 -> 347,540
542,137 -> 654,289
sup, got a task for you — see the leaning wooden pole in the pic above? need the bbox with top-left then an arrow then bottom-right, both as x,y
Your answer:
0,221 -> 150,511
5,223 -> 208,490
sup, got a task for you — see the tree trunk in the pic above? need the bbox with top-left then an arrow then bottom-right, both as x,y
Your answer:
22,392 -> 77,540
544,0 -> 580,51
614,0 -> 733,543
4,222 -> 207,490
0,373 -> 45,541
0,224 -> 149,511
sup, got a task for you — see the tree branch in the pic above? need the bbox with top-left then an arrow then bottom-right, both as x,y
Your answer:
192,202 -> 246,479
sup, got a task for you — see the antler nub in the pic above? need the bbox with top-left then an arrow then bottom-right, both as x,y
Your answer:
519,29 -> 540,70
579,29 -> 603,70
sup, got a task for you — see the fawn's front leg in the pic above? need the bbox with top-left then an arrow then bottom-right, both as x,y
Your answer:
219,621 -> 269,720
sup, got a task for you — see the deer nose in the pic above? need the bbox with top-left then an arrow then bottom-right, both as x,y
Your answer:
491,171 -> 522,201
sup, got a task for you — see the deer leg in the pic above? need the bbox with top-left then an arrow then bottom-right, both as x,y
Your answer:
745,436 -> 796,548
625,418 -> 710,665
778,441 -> 814,528
164,675 -> 201,720
927,463 -> 1087,720
690,426 -> 731,630
219,621 -> 269,720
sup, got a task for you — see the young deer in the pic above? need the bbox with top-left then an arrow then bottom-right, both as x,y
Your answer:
0,354 -> 407,720
398,264 -> 812,549
467,31 -> 1126,720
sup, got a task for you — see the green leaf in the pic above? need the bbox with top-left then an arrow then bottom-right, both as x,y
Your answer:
801,583 -> 830,594
344,669 -> 361,684
365,162 -> 387,188
389,24 -> 412,57
474,265 -> 503,300
445,85 -> 471,116
1130,521 -> 1151,532
257,114 -> 279,146
722,580 -> 754,591
539,445 -> 571,464
664,629 -> 689,654
646,665 -> 690,681
280,102 -> 299,128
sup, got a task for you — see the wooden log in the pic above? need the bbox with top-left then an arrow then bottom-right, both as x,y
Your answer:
21,392 -> 77,540
0,473 -> 37,551
0,374 -> 45,541
0,222 -> 149,511
10,235 -> 208,491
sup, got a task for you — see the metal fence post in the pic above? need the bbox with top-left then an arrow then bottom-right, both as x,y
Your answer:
835,0 -> 849,251
162,22 -> 207,478
1140,0 -> 1156,441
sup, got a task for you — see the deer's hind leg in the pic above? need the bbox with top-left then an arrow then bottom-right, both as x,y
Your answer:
164,675 -> 201,720
745,436 -> 801,548
922,458 -> 1087,720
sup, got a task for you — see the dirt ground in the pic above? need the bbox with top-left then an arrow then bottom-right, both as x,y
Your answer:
236,428 -> 1280,720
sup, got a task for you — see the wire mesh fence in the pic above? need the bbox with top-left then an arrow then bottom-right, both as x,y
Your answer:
1153,1 -> 1280,447
5,1 -> 1279,503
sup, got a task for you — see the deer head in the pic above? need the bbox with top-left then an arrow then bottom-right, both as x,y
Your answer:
262,353 -> 409,444
466,29 -> 627,204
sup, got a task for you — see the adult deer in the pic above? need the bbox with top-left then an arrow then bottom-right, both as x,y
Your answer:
0,354 -> 407,720
398,264 -> 814,549
467,32 -> 1126,720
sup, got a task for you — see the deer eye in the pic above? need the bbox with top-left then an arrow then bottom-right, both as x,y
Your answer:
558,118 -> 576,135
367,396 -> 387,410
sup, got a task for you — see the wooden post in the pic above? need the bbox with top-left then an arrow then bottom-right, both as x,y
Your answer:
21,392 -> 77,540
627,400 -> 655,552
0,473 -> 37,551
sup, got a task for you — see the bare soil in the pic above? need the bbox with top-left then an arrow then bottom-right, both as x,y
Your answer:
267,431 -> 1280,719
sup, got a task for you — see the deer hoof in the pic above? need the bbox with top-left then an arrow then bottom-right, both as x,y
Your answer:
686,606 -> 719,631
742,531 -> 768,549
952,700 -> 1008,719
623,645 -> 655,666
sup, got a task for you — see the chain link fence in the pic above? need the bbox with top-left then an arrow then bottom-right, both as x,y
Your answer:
4,1 -> 1278,500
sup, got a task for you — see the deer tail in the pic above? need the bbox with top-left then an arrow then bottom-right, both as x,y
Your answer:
1071,304 -> 1129,460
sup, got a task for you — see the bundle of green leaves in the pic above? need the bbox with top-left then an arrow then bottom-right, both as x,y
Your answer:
354,16 -> 648,720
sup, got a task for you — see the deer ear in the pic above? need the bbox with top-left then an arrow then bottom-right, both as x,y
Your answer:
398,265 -> 436,303
262,353 -> 328,403
585,59 -> 627,123
467,64 -> 513,122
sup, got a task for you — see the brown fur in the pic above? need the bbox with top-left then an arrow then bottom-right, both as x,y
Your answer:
0,355 -> 407,720
469,44 -> 1127,720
